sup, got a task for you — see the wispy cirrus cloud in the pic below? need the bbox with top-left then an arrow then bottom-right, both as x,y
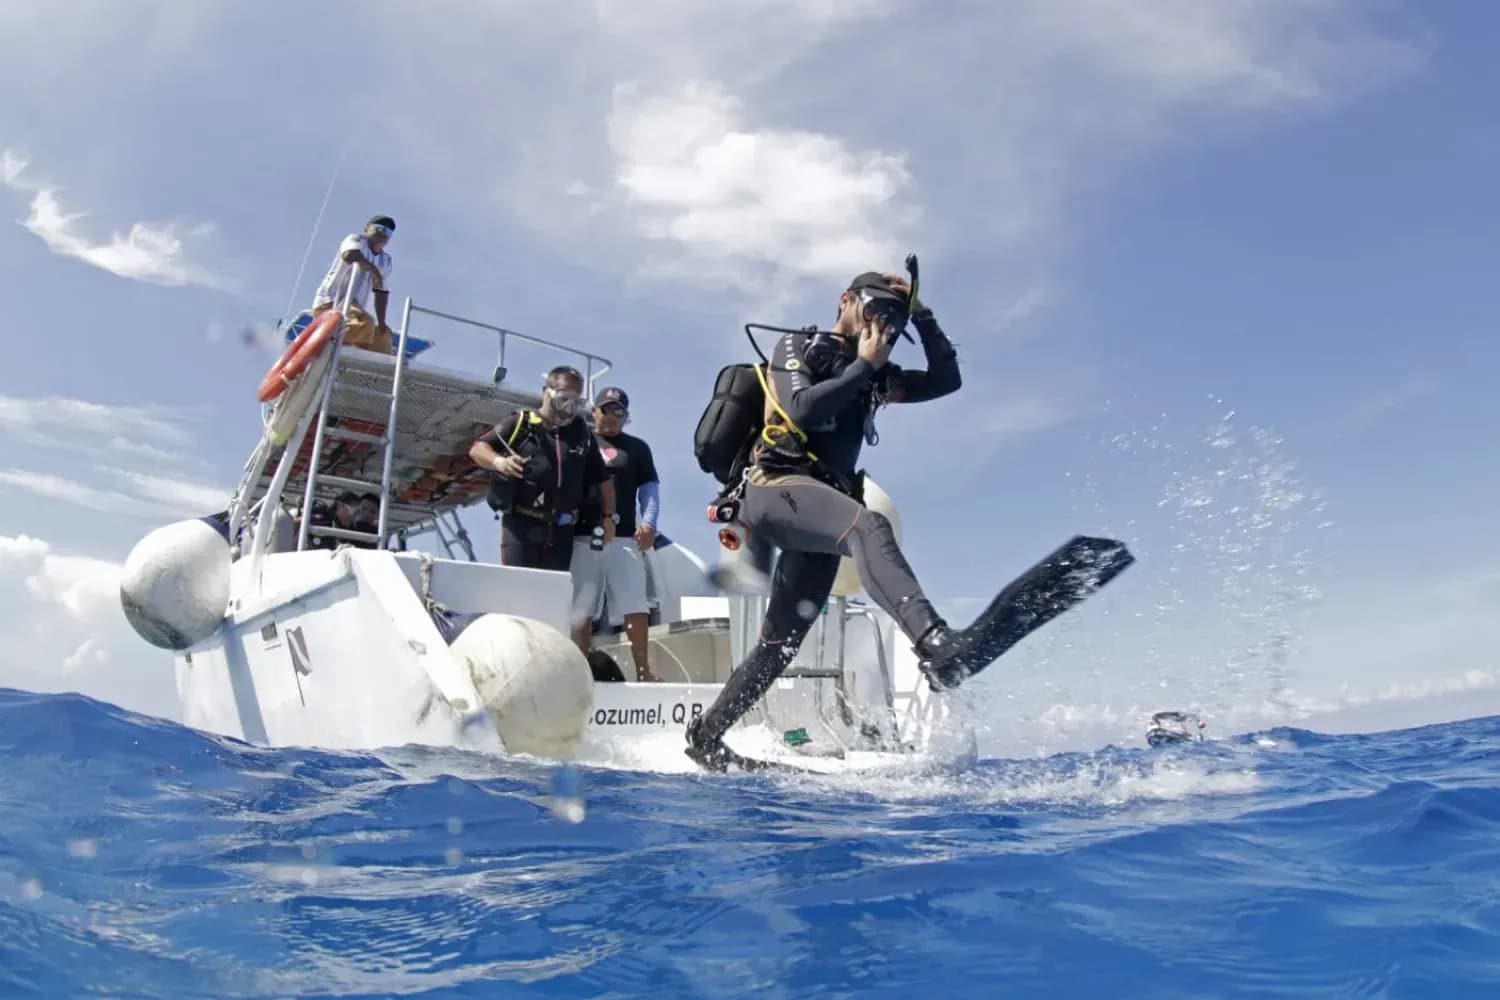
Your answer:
0,393 -> 194,447
110,470 -> 228,514
0,468 -> 225,521
1328,373 -> 1440,439
0,149 -> 237,292
0,393 -> 225,520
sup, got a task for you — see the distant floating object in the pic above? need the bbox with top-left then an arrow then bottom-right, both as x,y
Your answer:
1146,710 -> 1206,747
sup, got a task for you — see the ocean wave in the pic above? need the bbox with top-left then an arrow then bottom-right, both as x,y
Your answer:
3,688 -> 1499,998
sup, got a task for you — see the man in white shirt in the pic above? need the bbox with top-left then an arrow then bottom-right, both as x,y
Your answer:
311,214 -> 395,354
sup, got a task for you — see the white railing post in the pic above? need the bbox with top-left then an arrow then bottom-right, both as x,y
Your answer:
293,278 -> 358,551
376,295 -> 414,544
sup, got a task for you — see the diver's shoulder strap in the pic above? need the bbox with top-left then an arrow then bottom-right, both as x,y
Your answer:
506,409 -> 543,448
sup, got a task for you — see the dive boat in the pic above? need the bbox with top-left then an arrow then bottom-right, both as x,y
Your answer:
118,295 -> 962,771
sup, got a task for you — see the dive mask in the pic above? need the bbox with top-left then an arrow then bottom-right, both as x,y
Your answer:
848,253 -> 920,343
857,289 -> 910,338
547,388 -> 585,419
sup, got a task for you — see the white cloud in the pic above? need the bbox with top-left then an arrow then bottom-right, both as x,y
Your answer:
24,550 -> 121,618
0,149 -> 236,292
1,148 -> 24,185
348,0 -> 1417,329
0,533 -> 50,563
0,534 -> 177,720
62,638 -> 109,675
607,81 -> 916,287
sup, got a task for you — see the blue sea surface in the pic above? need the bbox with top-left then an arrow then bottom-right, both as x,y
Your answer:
3,687 -> 1498,998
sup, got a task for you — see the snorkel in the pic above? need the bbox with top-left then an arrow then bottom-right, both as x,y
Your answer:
872,253 -> 920,344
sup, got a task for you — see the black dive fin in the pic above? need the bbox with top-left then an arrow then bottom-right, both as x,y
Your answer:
685,741 -> 818,775
921,535 -> 1134,691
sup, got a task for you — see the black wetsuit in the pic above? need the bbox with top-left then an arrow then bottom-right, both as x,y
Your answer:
476,411 -> 608,572
690,307 -> 962,756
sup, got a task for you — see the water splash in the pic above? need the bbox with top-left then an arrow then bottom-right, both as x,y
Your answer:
1054,398 -> 1332,736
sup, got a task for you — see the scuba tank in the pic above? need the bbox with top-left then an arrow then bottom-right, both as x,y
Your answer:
692,362 -> 766,485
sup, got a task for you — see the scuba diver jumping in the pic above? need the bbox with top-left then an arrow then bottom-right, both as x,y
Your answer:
688,255 -> 1135,773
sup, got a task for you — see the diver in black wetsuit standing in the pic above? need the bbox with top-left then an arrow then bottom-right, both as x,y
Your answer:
685,267 -> 966,771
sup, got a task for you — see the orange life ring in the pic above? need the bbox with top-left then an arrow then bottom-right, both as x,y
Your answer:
258,310 -> 342,402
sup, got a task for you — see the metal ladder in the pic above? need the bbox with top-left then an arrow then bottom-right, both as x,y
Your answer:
394,509 -> 476,561
295,296 -> 414,551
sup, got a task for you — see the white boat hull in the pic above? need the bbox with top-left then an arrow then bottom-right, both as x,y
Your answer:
175,547 -> 572,754
172,541 -> 957,770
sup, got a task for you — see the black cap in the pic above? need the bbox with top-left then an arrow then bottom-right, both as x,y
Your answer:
368,215 -> 396,230
848,271 -> 903,299
596,386 -> 629,412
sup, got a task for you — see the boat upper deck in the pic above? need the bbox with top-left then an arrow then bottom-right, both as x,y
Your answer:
246,301 -> 612,539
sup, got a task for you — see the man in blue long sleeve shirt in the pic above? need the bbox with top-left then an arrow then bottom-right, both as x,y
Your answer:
573,386 -> 664,682
687,270 -> 964,771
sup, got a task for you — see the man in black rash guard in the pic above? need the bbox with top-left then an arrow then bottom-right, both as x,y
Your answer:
686,269 -> 964,771
469,365 -> 615,572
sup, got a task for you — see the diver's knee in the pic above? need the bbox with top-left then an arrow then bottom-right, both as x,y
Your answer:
855,509 -> 894,540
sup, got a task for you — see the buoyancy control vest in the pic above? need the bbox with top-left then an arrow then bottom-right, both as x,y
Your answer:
484,409 -> 544,513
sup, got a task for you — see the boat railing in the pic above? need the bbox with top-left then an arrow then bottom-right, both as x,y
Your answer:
403,301 -> 614,399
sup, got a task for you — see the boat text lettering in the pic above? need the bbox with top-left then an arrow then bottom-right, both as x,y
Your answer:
589,702 -> 704,728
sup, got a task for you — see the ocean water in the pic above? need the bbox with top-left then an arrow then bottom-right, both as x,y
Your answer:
3,688 -> 1498,999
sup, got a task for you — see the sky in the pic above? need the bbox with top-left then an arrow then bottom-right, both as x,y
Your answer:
1,0 -> 1496,749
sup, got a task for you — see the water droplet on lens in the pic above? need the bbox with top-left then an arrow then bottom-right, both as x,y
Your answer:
550,764 -> 586,824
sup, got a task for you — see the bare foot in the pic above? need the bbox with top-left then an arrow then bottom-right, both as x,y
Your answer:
636,668 -> 662,683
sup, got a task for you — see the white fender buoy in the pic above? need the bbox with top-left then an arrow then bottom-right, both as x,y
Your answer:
831,476 -> 902,599
120,519 -> 232,650
451,614 -> 594,758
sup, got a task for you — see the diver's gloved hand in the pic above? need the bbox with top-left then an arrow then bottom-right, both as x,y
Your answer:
879,272 -> 932,319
